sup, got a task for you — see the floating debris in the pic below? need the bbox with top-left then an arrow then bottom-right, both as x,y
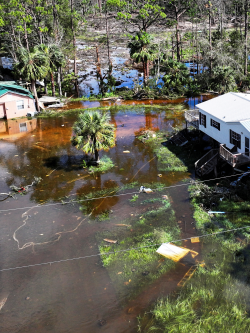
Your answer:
157,243 -> 198,262
114,224 -> 131,227
0,295 -> 8,311
191,237 -> 200,243
139,186 -> 153,193
104,239 -> 118,244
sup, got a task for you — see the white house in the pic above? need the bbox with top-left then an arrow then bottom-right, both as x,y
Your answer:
185,92 -> 250,172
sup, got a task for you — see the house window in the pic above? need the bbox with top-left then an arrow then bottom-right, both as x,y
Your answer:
199,112 -> 206,128
210,119 -> 220,130
245,137 -> 249,156
17,100 -> 24,110
230,130 -> 241,149
19,122 -> 27,132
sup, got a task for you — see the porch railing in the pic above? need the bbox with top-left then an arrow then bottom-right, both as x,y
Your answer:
219,144 -> 250,167
184,110 -> 199,129
195,149 -> 218,170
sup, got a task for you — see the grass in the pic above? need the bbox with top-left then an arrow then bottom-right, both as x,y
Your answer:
70,91 -> 120,102
88,156 -> 114,174
130,194 -> 139,202
138,182 -> 250,332
36,104 -> 182,119
138,262 -> 250,333
137,131 -> 188,173
96,191 -> 181,302
77,181 -> 166,218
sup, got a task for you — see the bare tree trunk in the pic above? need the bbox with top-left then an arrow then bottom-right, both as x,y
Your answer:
209,6 -> 212,73
98,0 -> 102,13
70,0 -> 79,97
176,15 -> 180,61
24,21 -> 29,51
31,80 -> 40,112
172,35 -> 174,59
244,0 -> 248,75
95,45 -> 105,95
44,78 -> 48,95
105,5 -> 113,87
58,68 -> 62,96
52,0 -> 59,42
94,137 -> 100,163
51,72 -> 55,97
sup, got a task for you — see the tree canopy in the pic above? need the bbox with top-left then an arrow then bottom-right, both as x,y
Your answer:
71,111 -> 116,162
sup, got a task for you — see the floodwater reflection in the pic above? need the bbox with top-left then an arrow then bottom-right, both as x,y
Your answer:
0,102 -> 208,332
0,117 -> 37,139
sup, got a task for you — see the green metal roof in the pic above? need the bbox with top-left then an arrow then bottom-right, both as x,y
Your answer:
0,83 -> 34,99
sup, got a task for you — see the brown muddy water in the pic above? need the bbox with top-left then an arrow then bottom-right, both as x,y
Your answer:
0,98 -> 211,332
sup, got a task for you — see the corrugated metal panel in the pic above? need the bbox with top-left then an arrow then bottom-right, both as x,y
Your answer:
0,85 -> 34,99
240,119 -> 250,132
196,93 -> 250,123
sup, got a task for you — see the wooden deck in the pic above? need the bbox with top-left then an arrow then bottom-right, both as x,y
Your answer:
219,144 -> 250,167
184,110 -> 199,129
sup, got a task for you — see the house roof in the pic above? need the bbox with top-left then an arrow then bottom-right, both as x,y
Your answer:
240,119 -> 250,132
0,83 -> 34,99
196,92 -> 250,123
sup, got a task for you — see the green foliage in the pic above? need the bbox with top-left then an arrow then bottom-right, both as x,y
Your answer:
162,59 -> 191,95
139,265 -> 250,333
88,156 -> 114,173
229,30 -> 242,49
15,46 -> 49,82
98,193 -> 180,300
209,66 -> 237,93
62,72 -> 79,93
115,0 -> 166,32
71,110 -> 116,162
130,194 -> 139,202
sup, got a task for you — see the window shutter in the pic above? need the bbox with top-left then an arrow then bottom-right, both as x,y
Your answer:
210,118 -> 212,126
199,112 -> 201,125
238,134 -> 241,149
230,130 -> 232,144
204,115 -> 206,128
218,122 -> 220,131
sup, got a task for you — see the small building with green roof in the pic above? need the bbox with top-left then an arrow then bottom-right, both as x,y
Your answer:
0,82 -> 36,119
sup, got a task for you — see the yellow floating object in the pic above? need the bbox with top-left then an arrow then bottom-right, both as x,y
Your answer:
191,237 -> 200,243
156,243 -> 198,262
123,150 -> 130,153
177,265 -> 197,287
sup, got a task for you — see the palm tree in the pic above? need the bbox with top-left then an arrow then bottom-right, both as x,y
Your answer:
71,111 -> 116,163
128,32 -> 156,85
36,44 -> 65,96
15,46 -> 49,111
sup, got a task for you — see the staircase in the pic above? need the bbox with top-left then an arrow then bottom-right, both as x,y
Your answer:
169,131 -> 188,146
195,149 -> 219,177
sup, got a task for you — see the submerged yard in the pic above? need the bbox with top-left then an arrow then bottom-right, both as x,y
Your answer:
1,98 -> 250,332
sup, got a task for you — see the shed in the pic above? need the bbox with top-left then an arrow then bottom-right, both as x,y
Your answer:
0,82 -> 36,119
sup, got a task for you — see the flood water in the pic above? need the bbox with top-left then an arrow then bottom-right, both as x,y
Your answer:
0,98 -> 211,332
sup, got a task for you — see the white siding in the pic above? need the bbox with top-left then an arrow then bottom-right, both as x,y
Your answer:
198,108 -> 250,154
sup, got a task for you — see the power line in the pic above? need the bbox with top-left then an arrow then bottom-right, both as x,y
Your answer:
0,225 -> 249,273
0,170 -> 249,214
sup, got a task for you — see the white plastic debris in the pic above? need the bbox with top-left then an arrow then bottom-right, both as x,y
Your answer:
139,186 -> 153,193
